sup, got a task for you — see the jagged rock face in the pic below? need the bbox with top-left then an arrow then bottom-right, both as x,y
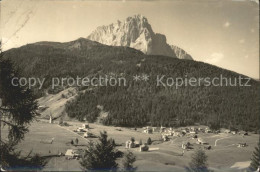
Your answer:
87,14 -> 193,60
171,45 -> 193,60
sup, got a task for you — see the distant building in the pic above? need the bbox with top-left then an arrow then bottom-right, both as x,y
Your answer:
224,129 -> 231,133
231,131 -> 237,135
82,124 -> 89,129
83,132 -> 93,138
65,149 -> 80,159
205,128 -> 212,133
181,130 -> 187,134
77,128 -> 86,132
143,126 -> 152,134
182,142 -> 191,150
152,127 -> 160,132
182,143 -> 187,150
238,143 -> 247,147
125,140 -> 135,148
162,134 -> 169,141
160,126 -> 166,133
197,138 -> 207,144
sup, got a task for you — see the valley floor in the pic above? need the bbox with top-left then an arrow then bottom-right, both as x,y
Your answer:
1,120 -> 258,171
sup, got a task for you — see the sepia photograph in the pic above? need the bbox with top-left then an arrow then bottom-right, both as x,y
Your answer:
0,0 -> 259,171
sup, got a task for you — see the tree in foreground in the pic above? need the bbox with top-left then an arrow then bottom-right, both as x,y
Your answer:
249,142 -> 260,171
186,148 -> 212,172
122,150 -> 137,171
0,52 -> 47,170
147,137 -> 152,145
80,131 -> 122,171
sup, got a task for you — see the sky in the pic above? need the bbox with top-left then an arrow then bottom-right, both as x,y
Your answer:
1,0 -> 259,79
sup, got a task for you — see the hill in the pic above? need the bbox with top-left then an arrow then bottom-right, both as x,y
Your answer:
3,38 -> 259,131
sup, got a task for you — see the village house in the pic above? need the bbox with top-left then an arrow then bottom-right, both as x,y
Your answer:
224,129 -> 231,133
83,132 -> 93,138
232,131 -> 237,135
173,131 -> 181,137
205,128 -> 212,133
125,140 -> 136,148
189,127 -> 198,133
182,142 -> 191,150
181,130 -> 186,136
82,123 -> 89,129
160,126 -> 167,133
238,143 -> 247,147
200,128 -> 205,133
152,127 -> 160,132
143,126 -> 153,134
65,149 -> 80,160
77,128 -> 87,132
197,138 -> 207,145
168,127 -> 173,132
189,131 -> 197,134
162,134 -> 169,141
181,129 -> 187,134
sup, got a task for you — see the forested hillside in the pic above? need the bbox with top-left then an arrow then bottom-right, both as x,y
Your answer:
3,38 -> 259,131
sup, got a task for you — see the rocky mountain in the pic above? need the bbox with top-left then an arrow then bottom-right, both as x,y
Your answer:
87,14 -> 193,60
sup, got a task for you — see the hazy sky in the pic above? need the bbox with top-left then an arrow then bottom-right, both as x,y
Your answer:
1,0 -> 259,78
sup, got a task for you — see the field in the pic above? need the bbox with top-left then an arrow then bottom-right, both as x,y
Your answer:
1,120 -> 258,171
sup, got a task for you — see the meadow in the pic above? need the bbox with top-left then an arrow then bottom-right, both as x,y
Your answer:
1,120 -> 258,171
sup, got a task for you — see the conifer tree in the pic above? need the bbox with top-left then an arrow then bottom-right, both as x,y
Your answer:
147,137 -> 152,145
186,148 -> 212,172
80,131 -> 121,171
122,150 -> 136,171
249,142 -> 260,171
0,51 -> 46,170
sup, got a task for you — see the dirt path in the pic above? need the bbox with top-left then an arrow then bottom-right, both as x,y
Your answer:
214,136 -> 232,146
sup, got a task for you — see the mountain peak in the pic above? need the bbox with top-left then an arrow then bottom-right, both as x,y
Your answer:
126,14 -> 148,22
87,15 -> 193,60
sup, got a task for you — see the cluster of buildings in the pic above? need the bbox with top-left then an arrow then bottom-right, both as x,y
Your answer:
73,123 -> 95,138
125,139 -> 149,152
143,126 -> 214,138
74,123 -> 89,132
